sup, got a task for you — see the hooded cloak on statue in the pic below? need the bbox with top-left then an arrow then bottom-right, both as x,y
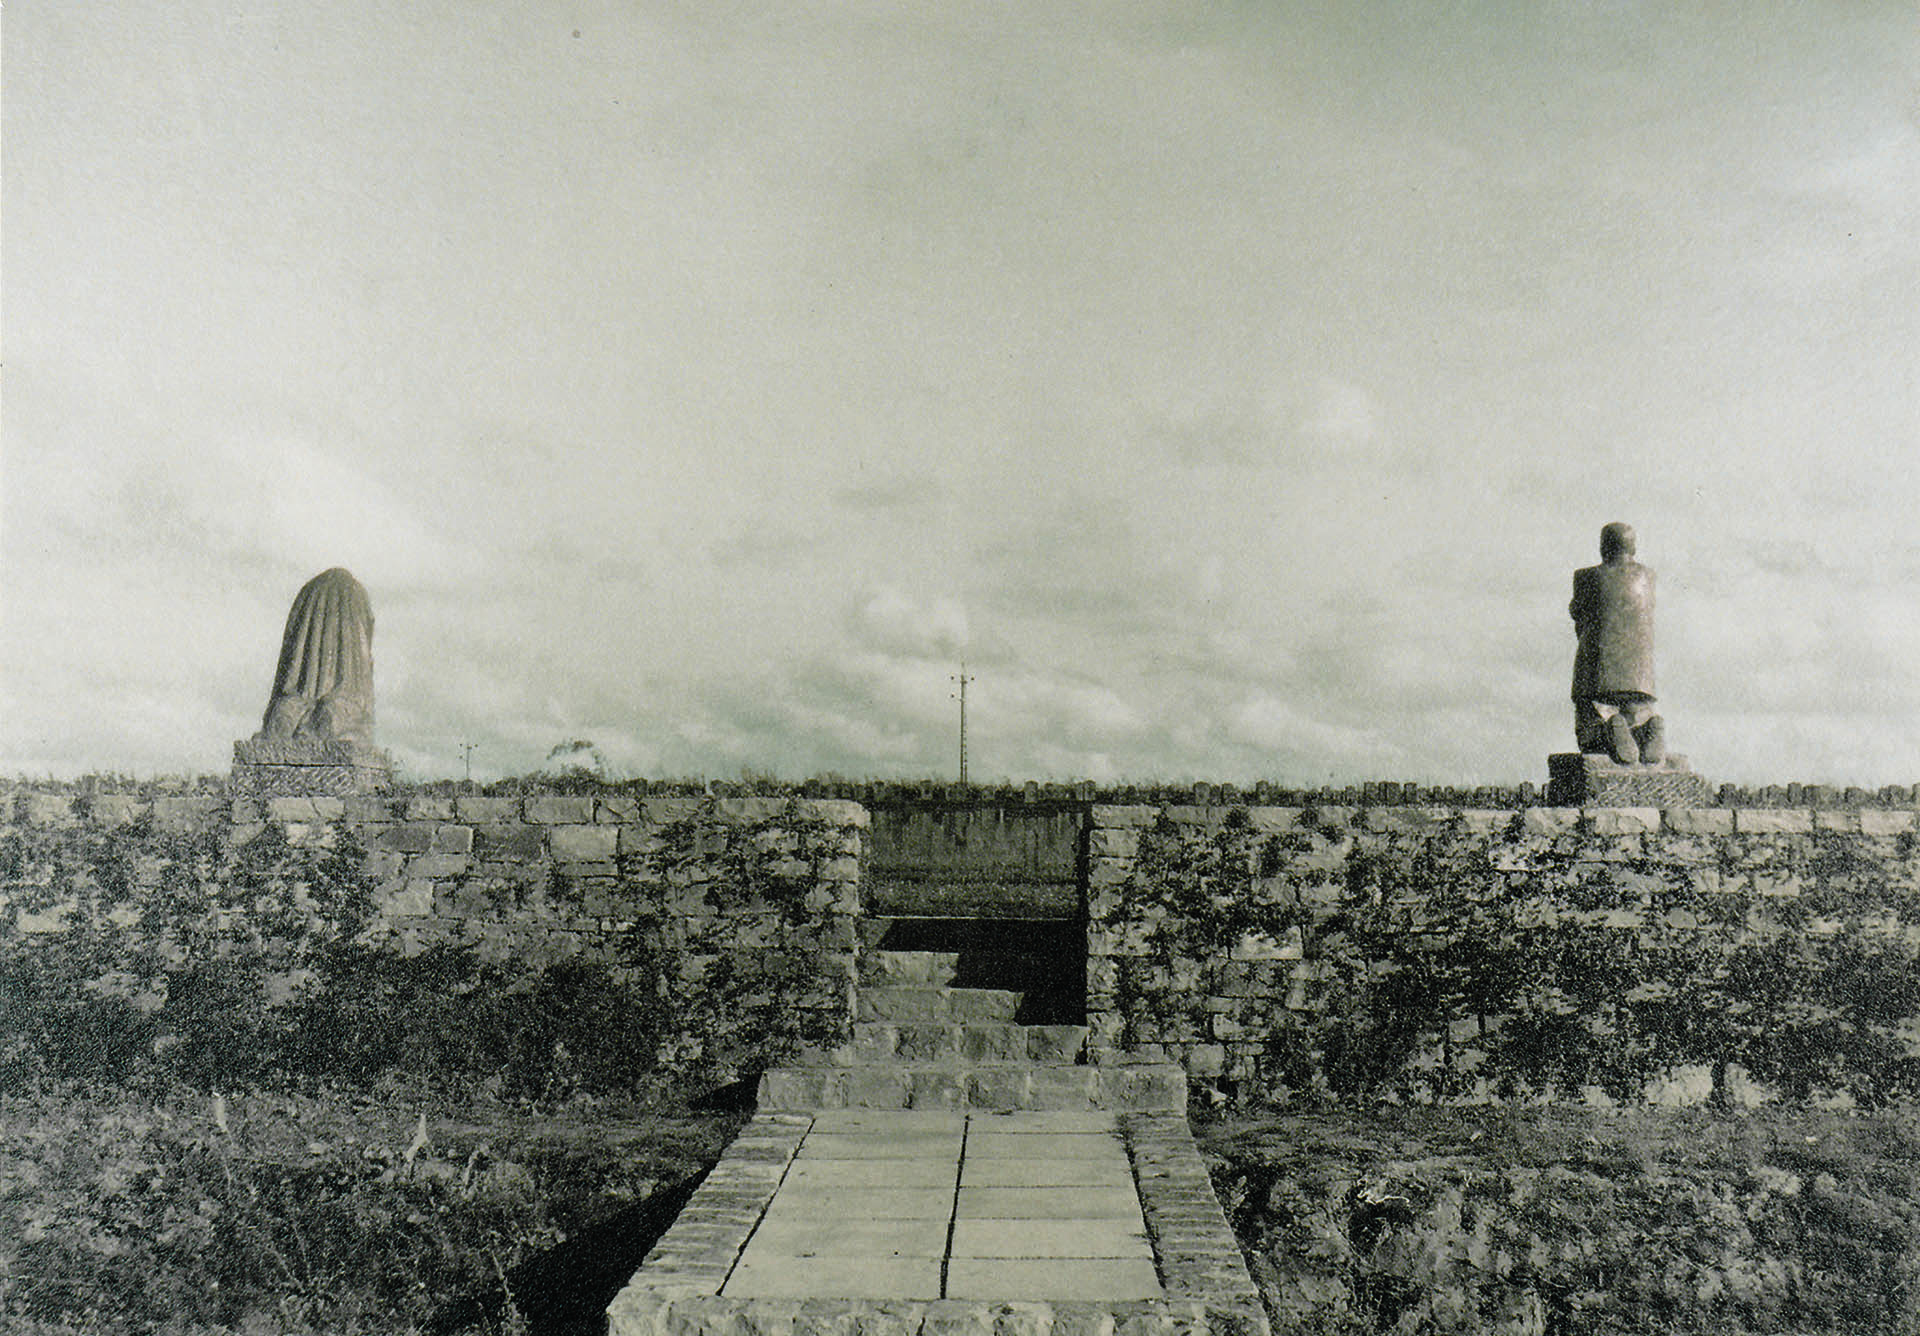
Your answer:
255,568 -> 376,744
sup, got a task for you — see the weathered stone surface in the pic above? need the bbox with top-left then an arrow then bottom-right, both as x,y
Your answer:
253,568 -> 377,746
1548,753 -> 1710,808
550,824 -> 619,863
526,795 -> 596,825
474,824 -> 544,860
1862,809 -> 1917,836
1735,808 -> 1815,834
1569,523 -> 1661,756
1522,807 -> 1581,836
232,737 -> 392,797
1585,807 -> 1660,835
1663,808 -> 1734,835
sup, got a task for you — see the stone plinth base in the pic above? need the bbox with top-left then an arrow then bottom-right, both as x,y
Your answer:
232,738 -> 392,797
1548,753 -> 1710,808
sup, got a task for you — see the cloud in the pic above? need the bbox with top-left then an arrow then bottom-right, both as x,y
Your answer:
835,474 -> 948,512
849,586 -> 970,661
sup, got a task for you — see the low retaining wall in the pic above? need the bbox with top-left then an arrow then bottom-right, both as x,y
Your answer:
1087,804 -> 1920,1106
0,787 -> 865,1089
7,783 -> 1920,1106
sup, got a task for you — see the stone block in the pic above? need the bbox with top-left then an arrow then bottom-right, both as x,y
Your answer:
1362,807 -> 1442,832
806,799 -> 868,828
92,795 -> 150,826
643,797 -> 705,825
1460,809 -> 1518,836
386,881 -> 435,917
1585,807 -> 1660,835
410,853 -> 470,879
527,795 -> 597,824
1862,809 -> 1916,837
1522,808 -> 1581,837
455,796 -> 520,823
846,1068 -> 912,1108
551,824 -> 620,863
1182,1043 -> 1226,1076
1026,1025 -> 1088,1063
1663,808 -> 1734,836
154,796 -> 223,829
1548,754 -> 1711,808
1735,808 -> 1814,834
617,824 -> 658,857
474,824 -> 544,860
405,796 -> 455,820
1644,1064 -> 1715,1106
231,738 -> 392,797
343,795 -> 397,822
1092,805 -> 1158,828
372,823 -> 437,854
1814,810 -> 1861,833
595,795 -> 643,823
430,824 -> 474,854
1088,827 -> 1141,859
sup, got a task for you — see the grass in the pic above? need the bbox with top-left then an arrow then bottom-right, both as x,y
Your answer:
1199,1103 -> 1920,1336
0,1083 -> 745,1336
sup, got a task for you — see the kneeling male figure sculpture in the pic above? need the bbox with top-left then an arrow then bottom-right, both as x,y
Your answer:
1570,522 -> 1665,765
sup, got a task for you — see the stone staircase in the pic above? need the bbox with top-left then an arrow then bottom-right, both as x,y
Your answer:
757,949 -> 1186,1113
609,945 -> 1270,1334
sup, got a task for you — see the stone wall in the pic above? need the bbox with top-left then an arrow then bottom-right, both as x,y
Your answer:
0,785 -> 866,1087
9,781 -> 1920,1106
1086,804 -> 1920,1107
5,788 -> 864,965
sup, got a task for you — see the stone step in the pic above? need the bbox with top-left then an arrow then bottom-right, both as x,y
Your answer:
757,1062 -> 1186,1113
861,949 -> 962,986
848,1022 -> 1087,1065
856,985 -> 1023,1023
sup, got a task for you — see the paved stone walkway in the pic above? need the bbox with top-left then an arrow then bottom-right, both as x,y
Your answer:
607,945 -> 1270,1335
723,1110 -> 1159,1302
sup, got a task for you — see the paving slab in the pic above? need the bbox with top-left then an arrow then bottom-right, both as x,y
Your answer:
759,1186 -> 956,1220
612,1099 -> 1274,1333
787,1159 -> 958,1188
959,1158 -> 1136,1188
797,1132 -> 965,1159
954,1185 -> 1145,1220
944,1257 -> 1162,1301
967,1111 -> 1117,1133
723,1255 -> 942,1299
964,1132 -> 1124,1159
740,1217 -> 951,1258
949,1217 -> 1151,1259
807,1110 -> 967,1133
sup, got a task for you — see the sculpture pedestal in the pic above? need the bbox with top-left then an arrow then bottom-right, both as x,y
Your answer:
1548,753 -> 1710,808
232,738 -> 392,797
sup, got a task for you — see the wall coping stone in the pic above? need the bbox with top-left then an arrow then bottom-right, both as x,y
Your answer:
1584,807 -> 1660,835
1735,808 -> 1816,834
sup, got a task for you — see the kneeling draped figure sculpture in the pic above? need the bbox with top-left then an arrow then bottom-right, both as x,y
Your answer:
257,567 -> 377,744
231,567 -> 390,795
1570,522 -> 1664,764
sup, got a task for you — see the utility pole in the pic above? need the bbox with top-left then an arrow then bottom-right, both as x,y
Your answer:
950,663 -> 974,785
459,741 -> 478,782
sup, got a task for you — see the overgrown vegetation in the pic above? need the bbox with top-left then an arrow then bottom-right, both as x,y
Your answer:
1115,808 -> 1920,1105
0,1087 -> 738,1335
0,795 -> 854,1333
1203,1104 -> 1920,1336
0,797 -> 849,1096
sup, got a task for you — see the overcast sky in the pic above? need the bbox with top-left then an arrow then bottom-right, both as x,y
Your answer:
5,1 -> 1917,787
